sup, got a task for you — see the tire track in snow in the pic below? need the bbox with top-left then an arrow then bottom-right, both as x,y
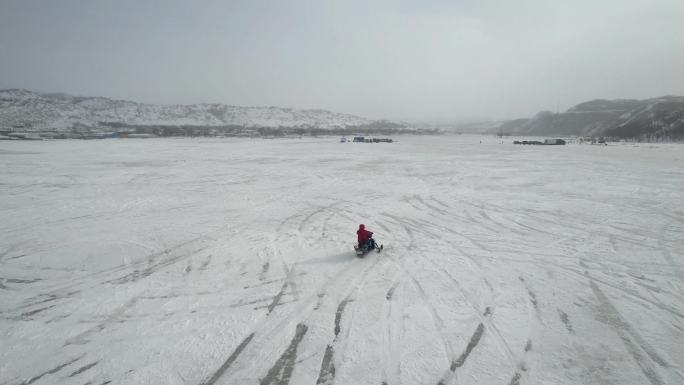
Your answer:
266,280 -> 290,315
376,222 -> 391,234
507,255 -> 684,321
199,254 -> 212,271
384,221 -> 456,365
430,197 -> 451,209
256,246 -> 274,283
260,261 -> 271,281
334,298 -> 353,338
333,258 -> 389,383
226,251 -> 383,384
255,299 -> 297,311
284,262 -> 300,302
13,237 -> 209,310
297,202 -> 341,234
461,208 -> 500,235
313,290 -> 326,311
507,372 -> 522,385
19,356 -> 82,385
5,293 -> 60,314
405,198 -> 521,375
320,203 -> 351,242
222,195 -> 379,380
408,214 -> 490,252
386,281 -> 399,301
412,195 -> 451,217
316,344 -> 335,385
16,304 -> 56,319
0,242 -> 23,263
1,277 -> 41,285
377,213 -> 413,251
404,268 -> 455,356
264,262 -> 301,315
428,259 -> 518,369
518,276 -> 541,320
659,221 -> 684,282
200,333 -> 255,385
506,338 -> 534,385
67,361 -> 99,378
260,323 -> 309,385
509,274 -> 545,384
436,323 -> 485,385
315,297 -> 353,385
63,297 -> 139,346
230,296 -> 285,309
108,241 -> 210,284
509,218 -> 557,237
478,209 -> 525,236
391,219 -> 518,372
313,252 -> 388,385
465,198 -> 589,239
244,277 -> 286,290
382,274 -> 401,385
111,245 -> 209,284
557,309 -> 574,334
383,214 -> 520,375
402,195 -> 431,216
276,212 -> 306,233
590,280 -> 668,385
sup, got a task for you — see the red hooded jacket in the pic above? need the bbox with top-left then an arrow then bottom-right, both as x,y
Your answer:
357,224 -> 373,245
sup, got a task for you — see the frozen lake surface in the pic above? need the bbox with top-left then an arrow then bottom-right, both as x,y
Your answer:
1,136 -> 683,385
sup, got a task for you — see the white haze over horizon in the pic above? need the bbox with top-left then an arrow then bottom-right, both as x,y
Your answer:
1,0 -> 683,123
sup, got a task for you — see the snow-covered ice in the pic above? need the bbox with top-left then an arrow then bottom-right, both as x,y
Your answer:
1,136 -> 683,385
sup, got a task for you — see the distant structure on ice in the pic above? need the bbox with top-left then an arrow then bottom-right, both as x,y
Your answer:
352,136 -> 393,143
513,139 -> 566,145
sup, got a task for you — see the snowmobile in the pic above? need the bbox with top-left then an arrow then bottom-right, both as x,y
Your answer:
354,239 -> 383,257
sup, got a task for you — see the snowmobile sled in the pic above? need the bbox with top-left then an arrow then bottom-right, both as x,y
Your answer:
354,240 -> 383,257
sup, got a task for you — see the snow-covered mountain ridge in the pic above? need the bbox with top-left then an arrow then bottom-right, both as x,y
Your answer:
498,95 -> 684,139
0,89 -> 384,131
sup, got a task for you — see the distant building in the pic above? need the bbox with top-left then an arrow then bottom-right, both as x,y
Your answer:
543,139 -> 566,145
514,139 -> 566,145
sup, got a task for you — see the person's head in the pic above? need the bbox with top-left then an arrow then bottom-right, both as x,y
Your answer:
359,224 -> 365,229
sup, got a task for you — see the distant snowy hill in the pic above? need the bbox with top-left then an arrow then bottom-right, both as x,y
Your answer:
498,96 -> 684,139
0,89 -> 390,131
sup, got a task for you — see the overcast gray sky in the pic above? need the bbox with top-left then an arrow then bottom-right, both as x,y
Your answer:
1,0 -> 683,122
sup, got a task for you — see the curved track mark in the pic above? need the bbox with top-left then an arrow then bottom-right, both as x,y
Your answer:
590,280 -> 668,385
201,333 -> 255,385
437,323 -> 485,385
260,323 -> 309,385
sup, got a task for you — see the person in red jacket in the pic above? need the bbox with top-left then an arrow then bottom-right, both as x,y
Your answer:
357,224 -> 377,250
